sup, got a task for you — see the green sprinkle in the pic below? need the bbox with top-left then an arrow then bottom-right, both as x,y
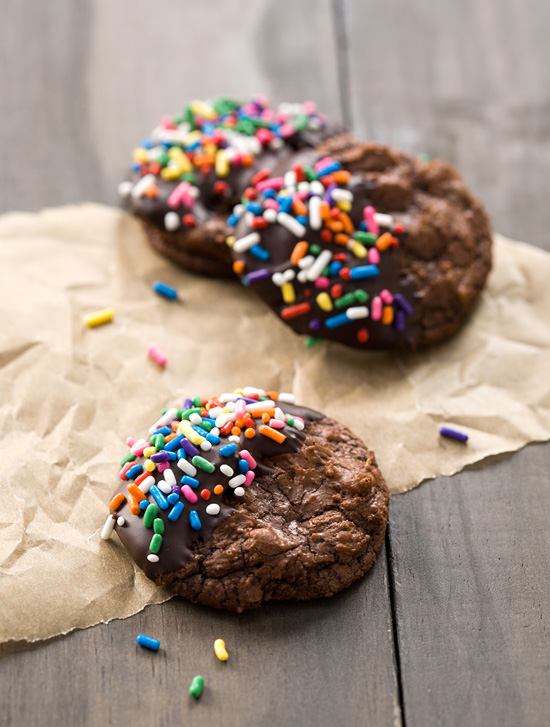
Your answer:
157,152 -> 169,167
182,407 -> 202,420
321,266 -> 330,277
161,408 -> 168,415
192,397 -> 203,408
181,172 -> 196,184
189,675 -> 205,699
143,503 -> 159,528
310,244 -> 321,255
305,337 -> 323,348
153,518 -> 165,535
354,290 -> 369,304
335,292 -> 357,309
197,419 -> 212,432
354,231 -> 378,245
149,533 -> 162,554
151,433 -> 164,450
235,119 -> 256,136
294,113 -> 309,132
192,456 -> 215,473
285,416 -> 295,426
120,452 -> 136,467
304,166 -> 317,182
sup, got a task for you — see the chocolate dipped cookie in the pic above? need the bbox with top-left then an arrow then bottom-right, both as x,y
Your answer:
226,135 -> 492,349
103,387 -> 389,612
118,97 -> 335,277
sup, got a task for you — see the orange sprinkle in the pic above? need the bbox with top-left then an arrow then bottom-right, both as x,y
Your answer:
262,412 -> 270,423
266,391 -> 279,401
376,232 -> 394,251
171,420 -> 179,431
292,198 -> 307,216
231,426 -> 242,436
127,484 -> 146,502
250,408 -> 275,418
244,428 -> 256,439
214,484 -> 224,495
258,424 -> 286,444
334,233 -> 350,246
332,170 -> 351,184
325,219 -> 344,232
193,153 -> 215,166
164,433 -> 176,443
290,241 -> 308,265
127,494 -> 141,516
340,212 -> 354,234
241,153 -> 254,167
235,417 -> 246,428
319,201 -> 331,220
382,306 -> 394,325
109,493 -> 126,511
233,259 -> 245,274
143,184 -> 158,198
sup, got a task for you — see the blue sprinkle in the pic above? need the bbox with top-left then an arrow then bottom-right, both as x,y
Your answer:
192,425 -> 210,438
296,215 -> 308,226
359,221 -> 367,231
139,500 -> 149,511
317,161 -> 342,176
177,448 -> 187,460
181,475 -> 200,489
167,501 -> 185,522
329,261 -> 343,276
207,433 -> 221,445
278,197 -> 293,214
149,485 -> 169,511
140,138 -> 153,149
155,426 -> 172,436
137,634 -> 160,651
325,313 -> 352,330
153,281 -> 178,300
131,162 -> 141,173
125,464 -> 143,480
246,202 -> 262,216
263,189 -> 276,199
220,443 -> 237,457
189,510 -> 202,531
164,434 -> 184,452
250,245 -> 271,261
167,492 -> 180,506
349,265 -> 379,280
238,459 -> 249,474
227,214 -> 239,227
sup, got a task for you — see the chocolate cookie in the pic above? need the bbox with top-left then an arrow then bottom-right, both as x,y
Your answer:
118,97 -> 336,277
226,135 -> 492,349
102,388 -> 389,612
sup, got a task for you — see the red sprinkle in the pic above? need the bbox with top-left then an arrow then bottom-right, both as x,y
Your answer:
320,229 -> 333,243
357,329 -> 369,343
183,214 -> 196,227
251,169 -> 270,186
331,284 -> 343,299
213,180 -> 228,195
220,421 -> 233,436
251,217 -> 268,230
200,489 -> 211,501
394,222 -> 404,235
293,164 -> 305,183
243,187 -> 257,200
281,302 -> 312,320
333,253 -> 346,263
339,267 -> 351,281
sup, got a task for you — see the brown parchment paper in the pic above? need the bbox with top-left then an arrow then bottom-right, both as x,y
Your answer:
1,203 -> 549,643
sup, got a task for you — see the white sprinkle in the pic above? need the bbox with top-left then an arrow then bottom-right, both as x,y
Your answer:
243,387 -> 266,396
233,487 -> 245,497
118,180 -> 133,198
232,203 -> 245,218
297,182 -> 310,194
270,137 -> 284,150
130,438 -> 147,455
233,232 -> 261,253
374,212 -> 394,228
310,180 -> 325,196
278,392 -> 295,404
149,408 -> 178,435
246,400 -> 275,412
200,440 -> 212,451
277,212 -> 306,237
101,515 -> 116,540
288,417 -> 305,431
228,474 -> 246,488
158,480 -> 171,495
244,211 -> 255,227
306,249 -> 333,281
297,270 -> 308,284
209,406 -> 223,419
189,413 -> 202,425
220,464 -> 234,477
206,503 -> 221,516
177,458 -> 197,476
346,306 -> 369,320
131,174 -> 156,199
163,469 -> 176,486
210,427 -> 220,437
275,407 -> 285,421
215,412 -> 235,428
228,435 -> 240,443
309,196 -> 322,230
164,211 -> 181,231
147,554 -> 160,563
297,255 -> 314,270
219,393 -> 239,403
331,189 -> 353,202
117,516 -> 125,527
263,208 -> 277,223
284,170 -> 297,187
138,475 -> 155,494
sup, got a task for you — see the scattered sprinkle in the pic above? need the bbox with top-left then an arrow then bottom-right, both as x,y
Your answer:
214,639 -> 229,662
136,634 -> 160,651
439,426 -> 468,443
189,675 -> 205,699
84,307 -> 115,328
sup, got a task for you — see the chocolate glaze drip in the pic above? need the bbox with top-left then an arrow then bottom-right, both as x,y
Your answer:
112,402 -> 323,580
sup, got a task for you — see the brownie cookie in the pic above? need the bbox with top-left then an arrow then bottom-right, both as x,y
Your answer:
118,97 -> 335,277
102,388 -> 389,612
226,135 -> 492,349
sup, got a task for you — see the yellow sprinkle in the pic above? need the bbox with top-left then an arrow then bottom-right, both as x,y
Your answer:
144,459 -> 156,472
132,147 -> 148,163
178,422 -> 204,445
234,389 -> 244,395
281,282 -> 296,304
337,200 -> 352,212
214,639 -> 229,662
190,100 -> 216,119
215,150 -> 230,178
348,241 -> 368,259
226,236 -> 236,248
168,147 -> 192,173
143,446 -> 156,459
160,165 -> 182,180
84,307 -> 115,328
316,292 -> 333,312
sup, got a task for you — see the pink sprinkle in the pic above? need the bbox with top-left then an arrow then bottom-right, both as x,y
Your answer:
314,276 -> 330,289
368,248 -> 380,265
295,191 -> 309,200
279,123 -> 294,138
239,450 -> 257,470
314,156 -> 333,171
380,289 -> 393,305
364,206 -> 379,235
181,485 -> 198,503
118,463 -> 131,480
234,399 -> 246,417
157,462 -> 169,473
160,115 -> 176,130
256,128 -> 274,145
133,444 -> 147,457
167,181 -> 191,209
244,471 -> 255,487
303,100 -> 317,115
256,177 -> 284,192
371,296 -> 383,321
269,419 -> 285,429
147,343 -> 167,367
126,437 -> 136,448
264,198 -> 280,210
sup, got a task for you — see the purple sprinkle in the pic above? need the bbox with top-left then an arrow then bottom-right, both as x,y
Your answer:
439,426 -> 468,443
171,485 -> 181,495
245,268 -> 271,284
180,438 -> 200,458
394,309 -> 406,332
394,294 -> 414,316
309,318 -> 322,332
323,182 -> 337,204
183,398 -> 193,409
236,396 -> 260,404
151,451 -> 172,463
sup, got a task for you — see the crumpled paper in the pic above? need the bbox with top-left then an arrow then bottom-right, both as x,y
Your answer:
1,203 -> 549,643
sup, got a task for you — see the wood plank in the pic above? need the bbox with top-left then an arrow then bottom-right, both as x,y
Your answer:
342,0 -> 550,245
388,445 -> 550,727
0,551 -> 400,727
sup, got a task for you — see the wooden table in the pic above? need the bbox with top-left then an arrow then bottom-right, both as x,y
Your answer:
1,2 -> 548,725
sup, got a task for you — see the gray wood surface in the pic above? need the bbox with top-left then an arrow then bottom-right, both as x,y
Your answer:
1,1 -> 549,726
